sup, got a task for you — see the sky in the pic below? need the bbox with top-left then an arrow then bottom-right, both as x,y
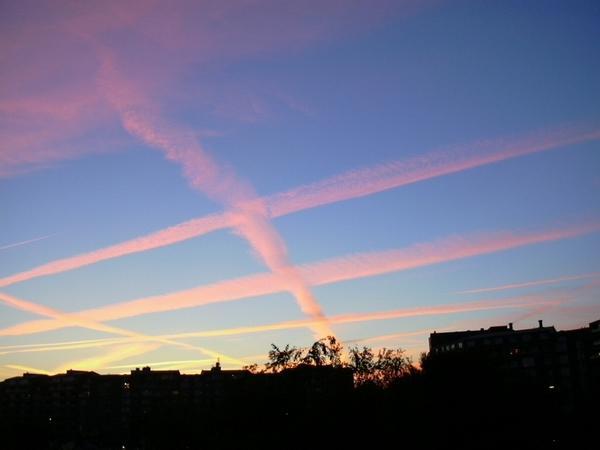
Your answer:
1,0 -> 599,379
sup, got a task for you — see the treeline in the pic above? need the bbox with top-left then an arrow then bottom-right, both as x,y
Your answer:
244,335 -> 418,387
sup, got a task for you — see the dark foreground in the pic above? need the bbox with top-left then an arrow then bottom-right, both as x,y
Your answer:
1,355 -> 596,449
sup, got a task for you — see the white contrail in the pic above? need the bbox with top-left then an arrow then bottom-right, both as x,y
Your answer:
455,272 -> 600,294
0,234 -> 53,251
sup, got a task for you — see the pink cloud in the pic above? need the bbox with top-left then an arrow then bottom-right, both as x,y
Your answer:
1,0 -> 415,177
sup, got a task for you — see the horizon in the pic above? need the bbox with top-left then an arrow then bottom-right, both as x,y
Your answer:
1,0 -> 600,381
4,316 -> 598,379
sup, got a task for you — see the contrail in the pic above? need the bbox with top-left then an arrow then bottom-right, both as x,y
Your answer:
265,124 -> 600,217
0,123 -> 598,289
0,291 -> 244,365
0,337 -> 126,356
0,293 -> 566,357
158,294 -> 563,340
455,271 -> 600,294
99,50 -> 333,338
1,220 -> 597,337
0,215 -> 231,287
0,235 -> 53,251
53,342 -> 162,373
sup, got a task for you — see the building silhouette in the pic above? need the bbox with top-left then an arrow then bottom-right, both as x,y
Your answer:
428,319 -> 600,412
0,362 -> 353,449
1,320 -> 597,449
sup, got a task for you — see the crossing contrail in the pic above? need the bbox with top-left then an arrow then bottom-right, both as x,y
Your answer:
98,50 -> 333,338
0,123 -> 597,289
0,291 -> 244,365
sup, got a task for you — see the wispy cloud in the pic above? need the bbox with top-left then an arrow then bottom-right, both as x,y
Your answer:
1,123 -> 598,289
1,219 -> 596,337
1,1 -> 408,177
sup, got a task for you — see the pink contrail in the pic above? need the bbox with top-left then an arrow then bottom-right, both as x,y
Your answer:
455,271 -> 600,294
0,235 -> 53,251
1,220 -> 597,337
266,124 -> 600,217
0,214 -> 232,287
99,50 -> 332,338
1,123 -> 598,289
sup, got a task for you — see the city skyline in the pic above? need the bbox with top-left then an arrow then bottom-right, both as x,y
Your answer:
1,0 -> 600,379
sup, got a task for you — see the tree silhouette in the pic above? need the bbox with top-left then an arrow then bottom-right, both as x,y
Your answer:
323,335 -> 344,366
348,346 -> 413,386
242,363 -> 260,373
302,336 -> 343,367
348,346 -> 375,385
374,348 -> 413,386
265,336 -> 413,386
265,344 -> 302,372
